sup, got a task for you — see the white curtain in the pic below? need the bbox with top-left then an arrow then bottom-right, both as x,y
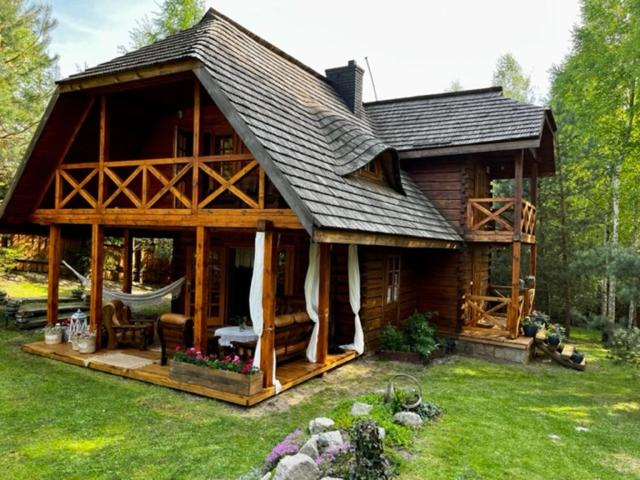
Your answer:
305,242 -> 320,362
249,232 -> 281,393
340,245 -> 364,354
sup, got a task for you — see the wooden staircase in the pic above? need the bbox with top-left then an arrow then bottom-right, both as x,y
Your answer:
534,330 -> 586,371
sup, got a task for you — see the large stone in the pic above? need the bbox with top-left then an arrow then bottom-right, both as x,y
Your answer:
299,435 -> 320,460
394,411 -> 423,428
350,402 -> 372,416
317,430 -> 344,452
274,453 -> 321,480
309,417 -> 335,434
378,427 -> 386,440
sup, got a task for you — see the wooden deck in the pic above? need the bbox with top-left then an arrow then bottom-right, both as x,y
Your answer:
22,342 -> 357,406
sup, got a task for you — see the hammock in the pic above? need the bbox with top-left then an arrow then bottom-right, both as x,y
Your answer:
62,260 -> 185,308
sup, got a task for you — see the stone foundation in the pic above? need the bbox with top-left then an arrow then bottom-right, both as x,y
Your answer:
456,338 -> 532,364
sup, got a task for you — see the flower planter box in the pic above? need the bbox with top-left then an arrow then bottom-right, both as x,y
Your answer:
44,331 -> 62,345
377,346 -> 446,365
76,335 -> 97,354
169,360 -> 263,396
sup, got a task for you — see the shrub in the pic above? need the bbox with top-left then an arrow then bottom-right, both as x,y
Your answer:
380,325 -> 408,352
379,311 -> 439,358
350,420 -> 393,480
316,442 -> 353,478
404,312 -> 438,358
608,328 -> 640,364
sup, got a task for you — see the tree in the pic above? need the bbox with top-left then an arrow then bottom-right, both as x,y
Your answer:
550,0 -> 639,327
0,0 -> 57,201
492,53 -> 535,104
447,80 -> 464,92
126,0 -> 206,51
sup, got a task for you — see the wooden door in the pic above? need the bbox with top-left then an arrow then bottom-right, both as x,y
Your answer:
207,245 -> 227,326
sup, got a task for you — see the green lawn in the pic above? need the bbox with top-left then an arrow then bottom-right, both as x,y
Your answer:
0,327 -> 638,479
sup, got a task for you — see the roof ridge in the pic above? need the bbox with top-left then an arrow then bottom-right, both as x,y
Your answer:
204,8 -> 329,83
363,86 -> 503,106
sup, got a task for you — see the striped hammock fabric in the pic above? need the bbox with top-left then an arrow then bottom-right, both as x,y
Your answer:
62,260 -> 185,307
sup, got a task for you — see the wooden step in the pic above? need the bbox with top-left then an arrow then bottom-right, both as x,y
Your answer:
561,344 -> 575,359
16,302 -> 86,317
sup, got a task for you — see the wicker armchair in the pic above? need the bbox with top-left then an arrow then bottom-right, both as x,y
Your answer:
157,313 -> 194,365
102,300 -> 154,350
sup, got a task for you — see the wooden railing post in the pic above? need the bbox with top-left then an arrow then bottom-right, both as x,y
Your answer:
47,224 -> 61,325
317,243 -> 331,365
90,223 -> 104,348
98,96 -> 106,208
260,220 -> 276,388
193,225 -> 209,352
508,241 -> 522,338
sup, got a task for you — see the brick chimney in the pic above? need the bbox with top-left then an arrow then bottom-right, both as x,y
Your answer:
325,60 -> 364,117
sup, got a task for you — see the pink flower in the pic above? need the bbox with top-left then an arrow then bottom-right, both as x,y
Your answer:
233,355 -> 240,365
175,345 -> 182,352
224,355 -> 232,363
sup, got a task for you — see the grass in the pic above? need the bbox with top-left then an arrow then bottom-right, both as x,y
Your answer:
0,327 -> 638,479
0,272 -> 76,298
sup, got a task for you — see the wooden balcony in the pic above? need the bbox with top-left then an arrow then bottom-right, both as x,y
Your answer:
465,197 -> 536,244
462,286 -> 535,338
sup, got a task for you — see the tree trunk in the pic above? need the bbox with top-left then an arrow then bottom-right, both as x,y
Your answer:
557,148 -> 571,335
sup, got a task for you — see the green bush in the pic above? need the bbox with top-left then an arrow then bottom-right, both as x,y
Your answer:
350,419 -> 393,480
380,325 -> 408,352
404,312 -> 438,358
608,328 -> 640,364
380,311 -> 439,358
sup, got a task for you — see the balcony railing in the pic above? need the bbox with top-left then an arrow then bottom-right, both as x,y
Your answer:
466,197 -> 536,241
462,285 -> 535,337
49,154 -> 270,212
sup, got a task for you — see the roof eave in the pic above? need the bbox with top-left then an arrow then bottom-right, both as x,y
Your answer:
397,137 -> 541,160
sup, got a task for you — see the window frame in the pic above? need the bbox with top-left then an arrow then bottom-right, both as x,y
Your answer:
385,254 -> 401,305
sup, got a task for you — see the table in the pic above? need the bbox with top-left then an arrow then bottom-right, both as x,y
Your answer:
213,325 -> 258,347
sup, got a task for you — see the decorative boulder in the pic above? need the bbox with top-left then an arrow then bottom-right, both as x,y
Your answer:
317,430 -> 344,452
350,402 -> 372,416
299,435 -> 320,460
393,411 -> 423,428
378,427 -> 386,440
309,417 -> 335,435
274,453 -> 321,480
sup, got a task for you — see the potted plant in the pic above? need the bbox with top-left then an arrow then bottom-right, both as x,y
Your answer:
546,323 -> 566,347
570,350 -> 584,364
521,316 -> 539,337
44,324 -> 63,344
169,347 -> 263,396
75,330 -> 97,354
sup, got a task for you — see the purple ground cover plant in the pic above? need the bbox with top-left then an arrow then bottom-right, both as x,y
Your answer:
263,428 -> 303,472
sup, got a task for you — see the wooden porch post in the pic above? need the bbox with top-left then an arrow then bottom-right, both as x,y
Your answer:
121,229 -> 132,293
529,161 -> 538,278
193,226 -> 209,352
508,150 -> 524,338
47,225 -> 61,325
90,224 -> 104,348
260,221 -> 276,388
317,243 -> 331,365
192,81 -> 200,213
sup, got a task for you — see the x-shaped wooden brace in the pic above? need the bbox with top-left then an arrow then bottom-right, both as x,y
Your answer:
198,160 -> 259,209
146,164 -> 192,208
472,201 -> 514,231
103,166 -> 143,208
59,169 -> 98,208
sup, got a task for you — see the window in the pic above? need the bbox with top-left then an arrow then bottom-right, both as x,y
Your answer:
214,134 -> 234,155
357,159 -> 382,180
386,254 -> 401,304
175,129 -> 193,157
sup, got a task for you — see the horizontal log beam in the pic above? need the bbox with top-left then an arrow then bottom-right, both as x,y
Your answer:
30,209 -> 304,229
313,229 -> 460,249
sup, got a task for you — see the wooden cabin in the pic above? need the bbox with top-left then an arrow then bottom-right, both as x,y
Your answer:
0,9 -> 555,405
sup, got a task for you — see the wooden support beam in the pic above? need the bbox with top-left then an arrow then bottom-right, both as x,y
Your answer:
192,81 -> 200,213
260,220 -> 276,388
121,230 -> 132,293
47,225 -> 61,325
193,226 -> 208,352
98,96 -> 106,207
508,241 -> 522,339
316,243 -> 331,365
513,150 -> 524,241
529,161 -> 538,280
90,224 -> 104,348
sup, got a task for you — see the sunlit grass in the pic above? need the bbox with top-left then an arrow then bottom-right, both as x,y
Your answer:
0,327 -> 638,479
